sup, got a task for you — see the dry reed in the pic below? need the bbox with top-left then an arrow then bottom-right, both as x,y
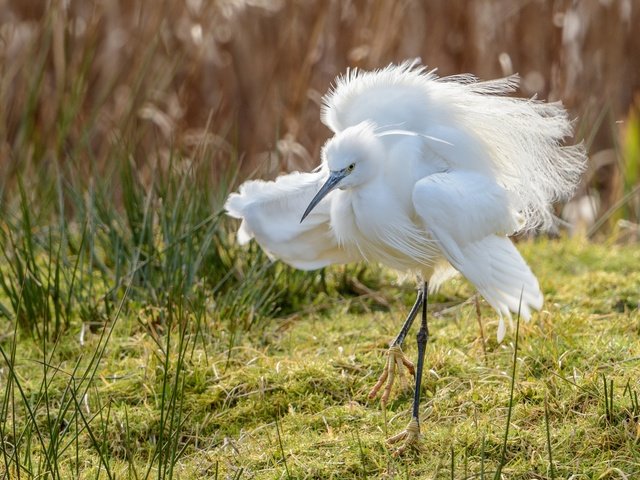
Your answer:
1,0 -> 638,225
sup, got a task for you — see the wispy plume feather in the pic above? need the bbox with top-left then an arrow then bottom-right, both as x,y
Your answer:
322,61 -> 587,231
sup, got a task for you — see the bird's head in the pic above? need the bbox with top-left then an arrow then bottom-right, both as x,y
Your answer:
301,121 -> 383,222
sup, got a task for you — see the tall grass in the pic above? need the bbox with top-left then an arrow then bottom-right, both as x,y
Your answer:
0,132 -> 349,476
0,0 -> 637,333
1,1 -> 638,187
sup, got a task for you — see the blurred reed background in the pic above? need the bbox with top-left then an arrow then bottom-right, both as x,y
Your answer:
1,0 -> 639,232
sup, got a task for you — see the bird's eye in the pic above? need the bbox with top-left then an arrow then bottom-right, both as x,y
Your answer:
347,163 -> 355,172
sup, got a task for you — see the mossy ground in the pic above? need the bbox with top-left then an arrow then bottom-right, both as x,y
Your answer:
2,238 -> 639,479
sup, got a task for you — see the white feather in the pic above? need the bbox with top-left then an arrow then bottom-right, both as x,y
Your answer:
225,170 -> 360,270
413,171 -> 542,321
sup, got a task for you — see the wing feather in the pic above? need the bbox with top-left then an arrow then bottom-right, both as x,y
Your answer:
225,171 -> 359,270
413,171 -> 543,339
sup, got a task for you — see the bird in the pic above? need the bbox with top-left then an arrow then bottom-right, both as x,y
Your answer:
224,60 -> 586,454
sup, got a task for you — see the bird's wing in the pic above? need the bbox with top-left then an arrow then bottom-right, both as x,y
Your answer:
225,171 -> 359,270
413,171 -> 543,339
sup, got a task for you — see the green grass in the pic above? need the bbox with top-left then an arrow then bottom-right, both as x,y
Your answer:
2,230 -> 640,478
202,239 -> 640,479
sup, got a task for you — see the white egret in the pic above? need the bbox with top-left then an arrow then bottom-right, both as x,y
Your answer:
225,61 -> 586,453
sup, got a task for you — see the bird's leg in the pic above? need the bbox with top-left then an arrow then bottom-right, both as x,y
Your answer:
387,282 -> 429,455
368,288 -> 422,405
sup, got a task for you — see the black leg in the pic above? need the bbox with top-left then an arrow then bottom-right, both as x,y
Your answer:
412,282 -> 429,421
387,281 -> 429,453
391,288 -> 424,347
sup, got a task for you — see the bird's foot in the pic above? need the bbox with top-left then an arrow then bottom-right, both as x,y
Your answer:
387,417 -> 423,456
368,344 -> 415,405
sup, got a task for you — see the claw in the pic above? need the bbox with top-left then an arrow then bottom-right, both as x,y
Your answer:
368,345 -> 415,405
387,417 -> 423,456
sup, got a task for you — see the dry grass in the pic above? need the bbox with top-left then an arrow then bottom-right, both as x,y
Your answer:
1,1 -> 639,213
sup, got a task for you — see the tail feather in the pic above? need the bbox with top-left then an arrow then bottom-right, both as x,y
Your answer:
458,235 -> 542,340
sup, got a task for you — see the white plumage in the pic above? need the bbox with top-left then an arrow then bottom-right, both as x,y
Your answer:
226,171 -> 360,269
225,61 -> 586,340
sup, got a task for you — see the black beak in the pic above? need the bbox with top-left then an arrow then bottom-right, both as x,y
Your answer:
300,171 -> 346,223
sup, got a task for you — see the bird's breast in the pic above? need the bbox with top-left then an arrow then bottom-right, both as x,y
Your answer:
329,190 -> 359,246
329,186 -> 439,273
